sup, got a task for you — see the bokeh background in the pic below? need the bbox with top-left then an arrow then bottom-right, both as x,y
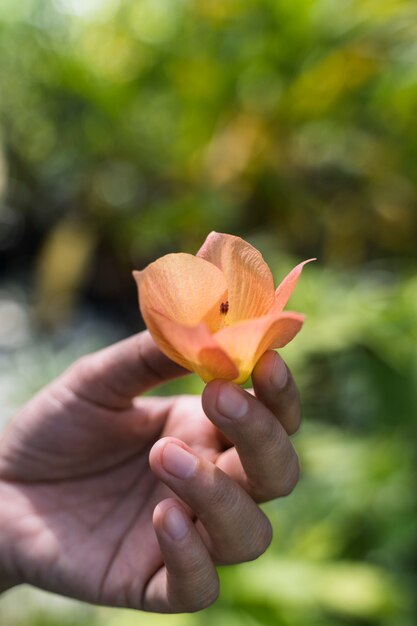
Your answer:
0,0 -> 416,625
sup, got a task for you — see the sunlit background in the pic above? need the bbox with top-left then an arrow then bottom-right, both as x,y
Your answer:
0,0 -> 416,624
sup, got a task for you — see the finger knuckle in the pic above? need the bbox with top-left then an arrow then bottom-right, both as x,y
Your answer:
64,355 -> 87,381
72,353 -> 94,374
206,476 -> 239,512
66,353 -> 99,386
253,415 -> 279,447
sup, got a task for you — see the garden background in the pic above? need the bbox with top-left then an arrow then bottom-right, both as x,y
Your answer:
0,1 -> 416,625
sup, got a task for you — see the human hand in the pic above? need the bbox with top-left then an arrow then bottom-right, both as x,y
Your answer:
0,331 -> 301,612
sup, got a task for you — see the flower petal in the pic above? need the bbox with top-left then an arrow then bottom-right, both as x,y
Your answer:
197,232 -> 275,323
134,253 -> 228,332
144,309 -> 239,382
273,258 -> 316,312
215,311 -> 305,384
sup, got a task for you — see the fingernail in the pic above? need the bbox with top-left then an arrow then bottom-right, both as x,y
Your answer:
164,507 -> 189,540
270,355 -> 288,389
217,383 -> 248,418
162,443 -> 197,479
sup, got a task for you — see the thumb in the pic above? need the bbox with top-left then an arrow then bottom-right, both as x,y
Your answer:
62,330 -> 188,408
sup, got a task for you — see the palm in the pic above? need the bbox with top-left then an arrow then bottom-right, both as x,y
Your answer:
0,384 -> 221,608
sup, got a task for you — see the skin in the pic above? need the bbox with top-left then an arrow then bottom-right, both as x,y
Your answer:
0,331 -> 301,613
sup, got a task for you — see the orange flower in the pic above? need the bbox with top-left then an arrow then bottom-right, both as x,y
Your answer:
133,232 -> 314,384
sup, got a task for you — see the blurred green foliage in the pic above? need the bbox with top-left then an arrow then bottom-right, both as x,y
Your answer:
0,1 -> 416,626
1,0 -> 417,273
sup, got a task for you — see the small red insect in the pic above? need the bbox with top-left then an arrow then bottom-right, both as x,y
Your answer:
220,301 -> 229,315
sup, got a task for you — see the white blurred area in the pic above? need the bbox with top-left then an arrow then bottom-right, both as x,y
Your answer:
0,292 -> 121,430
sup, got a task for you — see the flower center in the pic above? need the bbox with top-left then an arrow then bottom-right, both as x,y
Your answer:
220,301 -> 229,315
